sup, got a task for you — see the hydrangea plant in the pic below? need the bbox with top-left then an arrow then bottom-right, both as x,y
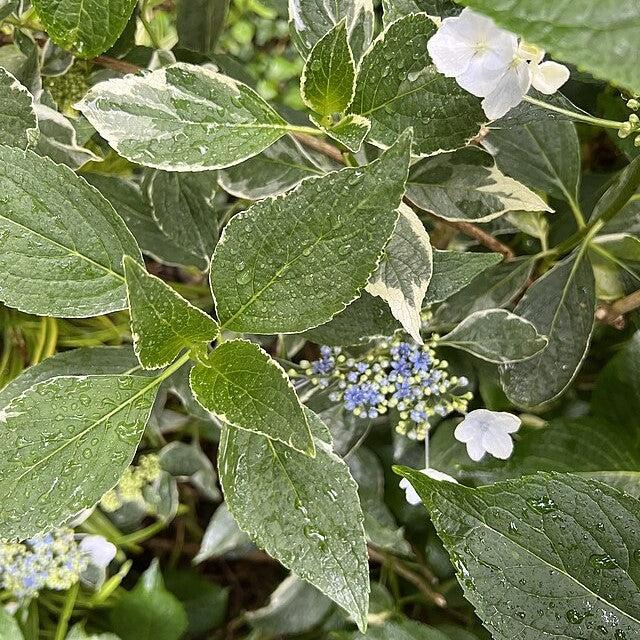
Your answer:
1,0 -> 640,638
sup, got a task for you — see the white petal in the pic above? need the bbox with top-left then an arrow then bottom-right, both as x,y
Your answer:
531,60 -> 570,95
423,468 -> 459,484
454,417 -> 479,442
427,27 -> 475,78
465,437 -> 487,462
80,535 -> 117,569
482,59 -> 531,120
492,411 -> 522,434
456,54 -> 510,97
399,477 -> 422,505
482,426 -> 514,460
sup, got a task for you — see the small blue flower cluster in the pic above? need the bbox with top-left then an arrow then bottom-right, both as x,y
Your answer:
302,340 -> 472,439
0,529 -> 88,599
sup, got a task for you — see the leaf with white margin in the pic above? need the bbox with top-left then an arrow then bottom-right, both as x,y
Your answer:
301,20 -> 355,116
0,68 -> 37,150
366,204 -> 432,343
190,339 -> 315,456
210,131 -> 411,335
351,13 -> 485,157
407,147 -> 551,223
32,0 -> 137,58
218,136 -> 327,200
440,309 -> 547,364
0,374 -> 158,540
396,468 -> 640,640
124,257 -> 219,370
382,0 -> 460,24
288,0 -> 375,62
312,114 -> 371,153
500,251 -> 596,407
219,413 -> 369,631
77,63 -> 292,171
34,104 -> 100,169
0,146 -> 142,317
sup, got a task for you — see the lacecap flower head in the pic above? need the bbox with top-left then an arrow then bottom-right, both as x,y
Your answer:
427,8 -> 570,120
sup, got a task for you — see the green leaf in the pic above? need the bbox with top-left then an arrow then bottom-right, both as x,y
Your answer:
0,1 -> 18,21
194,503 -> 251,563
0,374 -> 158,540
0,608 -> 23,640
366,204 -> 432,343
593,332 -> 640,437
591,156 -> 640,226
219,417 -> 369,631
77,63 -> 291,171
288,0 -> 374,62
433,257 -> 534,326
351,14 -> 484,157
0,146 -> 142,317
177,0 -> 229,55
109,561 -> 188,640
424,250 -> 502,305
0,68 -> 37,150
382,0 -> 460,24
32,0 -> 137,58
0,345 -> 144,408
441,309 -> 547,364
459,0 -> 640,96
190,339 -> 314,455
210,132 -> 411,334
145,169 -> 219,266
302,292 -> 401,347
301,20 -> 355,116
486,121 -> 581,204
124,257 -> 219,370
85,174 -> 205,269
499,252 -> 595,407
396,468 -> 640,640
312,114 -> 371,153
407,146 -> 550,223
345,619 -> 451,640
218,136 -> 327,200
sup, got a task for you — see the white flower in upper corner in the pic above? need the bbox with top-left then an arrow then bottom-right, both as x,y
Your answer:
427,8 -> 570,121
399,468 -> 458,506
454,409 -> 521,462
79,535 -> 117,569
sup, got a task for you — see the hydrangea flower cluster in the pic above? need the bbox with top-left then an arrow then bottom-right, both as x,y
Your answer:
0,529 -> 88,599
100,454 -> 161,513
303,340 -> 472,440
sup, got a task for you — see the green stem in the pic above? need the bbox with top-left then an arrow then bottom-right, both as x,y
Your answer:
118,518 -> 168,545
54,583 -> 79,640
567,196 -> 586,229
284,124 -> 324,137
523,96 -> 626,130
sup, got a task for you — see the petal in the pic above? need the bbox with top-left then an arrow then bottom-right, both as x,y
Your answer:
428,27 -> 475,77
482,59 -> 531,120
454,417 -> 478,442
424,468 -> 459,484
456,54 -> 510,97
465,436 -> 487,462
482,427 -> 514,460
80,535 -> 117,569
492,411 -> 522,434
399,478 -> 422,505
531,60 -> 570,95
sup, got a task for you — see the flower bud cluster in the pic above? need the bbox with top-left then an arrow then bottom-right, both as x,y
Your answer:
303,339 -> 472,440
0,529 -> 88,599
100,454 -> 161,513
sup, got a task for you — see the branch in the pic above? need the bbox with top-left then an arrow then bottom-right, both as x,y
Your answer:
596,289 -> 640,328
94,55 -> 140,74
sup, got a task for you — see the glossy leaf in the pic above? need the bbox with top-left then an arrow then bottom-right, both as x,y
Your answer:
194,503 -> 252,563
77,63 -> 290,171
0,609 -> 23,640
314,114 -> 371,152
0,68 -> 37,150
32,0 -> 137,58
441,309 -> 547,364
382,0 -> 460,24
210,132 -> 411,334
177,0 -> 229,55
397,468 -> 640,640
460,0 -> 640,95
190,339 -> 314,455
407,147 -> 550,223
301,20 -> 355,116
351,14 -> 484,157
500,252 -> 596,407
124,257 -> 219,370
0,146 -> 141,317
219,417 -> 369,631
0,374 -> 158,540
366,204 -> 432,343
591,156 -> 640,226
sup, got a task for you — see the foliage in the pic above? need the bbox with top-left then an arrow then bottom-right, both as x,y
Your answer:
0,1 -> 639,639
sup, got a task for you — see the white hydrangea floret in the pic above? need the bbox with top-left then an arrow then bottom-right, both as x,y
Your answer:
399,468 -> 458,506
427,8 -> 570,120
454,409 -> 521,462
79,535 -> 117,569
